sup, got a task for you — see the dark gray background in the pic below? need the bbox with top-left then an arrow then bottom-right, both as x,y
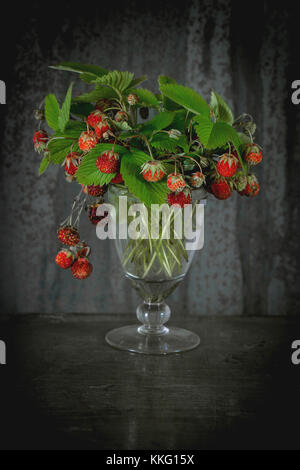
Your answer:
0,0 -> 299,316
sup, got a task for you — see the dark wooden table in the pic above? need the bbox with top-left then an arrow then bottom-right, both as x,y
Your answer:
0,314 -> 299,450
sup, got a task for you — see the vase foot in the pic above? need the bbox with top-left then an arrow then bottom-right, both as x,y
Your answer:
105,325 -> 200,355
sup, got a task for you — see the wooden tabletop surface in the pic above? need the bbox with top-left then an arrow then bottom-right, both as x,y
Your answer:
0,314 -> 299,450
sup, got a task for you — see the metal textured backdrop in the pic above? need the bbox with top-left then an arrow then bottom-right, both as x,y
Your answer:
0,0 -> 299,315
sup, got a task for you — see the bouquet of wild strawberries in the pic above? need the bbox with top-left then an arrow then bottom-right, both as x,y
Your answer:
34,62 -> 262,280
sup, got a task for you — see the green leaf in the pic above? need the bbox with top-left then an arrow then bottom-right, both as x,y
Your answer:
121,150 -> 169,206
158,76 -> 181,111
75,143 -> 128,185
140,111 -> 175,136
158,75 -> 177,86
48,138 -> 76,164
49,62 -> 109,76
160,83 -> 210,117
150,133 -> 179,153
210,90 -> 234,124
129,88 -> 159,107
129,75 -> 148,88
44,94 -> 60,131
54,120 -> 86,139
94,71 -> 134,92
39,155 -> 50,175
58,84 -> 73,131
73,85 -> 118,103
193,116 -> 246,171
70,102 -> 94,117
166,109 -> 188,133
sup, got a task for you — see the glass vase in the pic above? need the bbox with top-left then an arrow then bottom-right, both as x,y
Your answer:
105,184 -> 206,355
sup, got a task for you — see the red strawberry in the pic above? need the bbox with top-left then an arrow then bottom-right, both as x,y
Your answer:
33,130 -> 48,152
167,173 -> 186,191
96,98 -> 111,112
238,174 -> 260,197
244,143 -> 263,165
211,179 -> 233,200
55,249 -> 75,269
87,109 -> 104,129
75,242 -> 91,259
190,171 -> 205,188
87,203 -> 109,225
71,257 -> 93,280
115,111 -> 128,122
96,151 -> 119,174
216,153 -> 238,177
78,131 -> 97,151
168,188 -> 192,207
64,152 -> 81,176
86,184 -> 107,197
111,173 -> 124,184
95,120 -> 111,140
58,225 -> 80,246
141,161 -> 165,182
127,93 -> 139,106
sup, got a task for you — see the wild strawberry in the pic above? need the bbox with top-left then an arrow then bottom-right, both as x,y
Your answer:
87,109 -> 104,129
33,130 -> 48,152
96,151 -> 119,174
211,179 -> 233,200
94,119 -> 111,140
127,93 -> 139,106
141,161 -> 166,182
168,129 -> 181,140
78,131 -> 97,151
71,257 -> 93,280
115,111 -> 128,122
87,203 -> 109,225
167,173 -> 186,192
239,174 -> 260,197
111,173 -> 124,184
55,249 -> 75,269
233,172 -> 247,192
86,184 -> 107,197
168,188 -> 192,207
74,242 -> 91,259
190,171 -> 205,188
57,225 -> 80,246
244,143 -> 263,165
96,98 -> 111,112
216,153 -> 238,177
64,152 -> 81,176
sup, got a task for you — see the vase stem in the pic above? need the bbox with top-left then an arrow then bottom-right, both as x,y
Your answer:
136,301 -> 171,335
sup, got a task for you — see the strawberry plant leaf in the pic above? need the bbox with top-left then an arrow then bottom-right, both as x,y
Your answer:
73,85 -> 118,103
140,111 -> 175,136
44,94 -> 60,131
48,138 -> 77,164
210,90 -> 234,125
94,71 -> 134,92
58,83 -> 73,132
121,150 -> 169,206
49,62 -> 109,76
160,83 -> 210,117
158,76 -> 182,111
70,102 -> 94,117
75,143 -> 128,185
54,120 -> 86,139
129,75 -> 148,88
39,155 -> 50,175
129,88 -> 159,107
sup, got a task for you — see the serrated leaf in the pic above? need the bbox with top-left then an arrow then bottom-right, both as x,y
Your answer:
158,75 -> 177,86
158,76 -> 181,111
112,120 -> 132,131
54,120 -> 86,138
44,94 -> 60,131
160,83 -> 210,117
70,102 -> 95,117
121,150 -> 169,207
95,71 -> 134,92
49,62 -> 109,76
75,143 -> 128,185
58,84 -> 73,131
48,138 -> 76,164
129,75 -> 148,88
210,90 -> 234,124
151,133 -> 179,153
194,116 -> 246,171
166,109 -> 188,133
140,111 -> 175,136
129,88 -> 158,107
73,85 -> 118,103
39,155 -> 50,175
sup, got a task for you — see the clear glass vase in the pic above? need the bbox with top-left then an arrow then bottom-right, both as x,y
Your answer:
105,184 -> 206,355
